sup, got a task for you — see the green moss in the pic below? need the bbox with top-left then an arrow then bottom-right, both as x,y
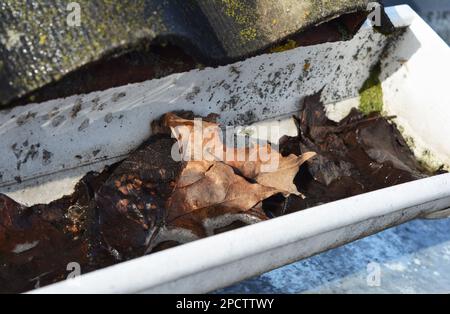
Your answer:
239,27 -> 257,42
220,0 -> 258,43
359,63 -> 383,115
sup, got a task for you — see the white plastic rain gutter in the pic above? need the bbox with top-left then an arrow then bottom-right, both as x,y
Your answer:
1,5 -> 446,293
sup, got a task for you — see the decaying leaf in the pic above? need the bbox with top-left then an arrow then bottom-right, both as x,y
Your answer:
95,134 -> 184,259
0,174 -> 102,293
227,148 -> 316,197
156,112 -> 316,198
166,160 -> 279,222
144,112 -> 316,250
154,113 -> 282,231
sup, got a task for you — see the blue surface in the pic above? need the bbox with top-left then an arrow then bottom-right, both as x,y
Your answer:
219,218 -> 450,293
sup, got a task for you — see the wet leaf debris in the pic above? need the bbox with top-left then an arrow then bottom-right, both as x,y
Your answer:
0,110 -> 314,293
0,95 -> 442,293
266,93 -> 433,216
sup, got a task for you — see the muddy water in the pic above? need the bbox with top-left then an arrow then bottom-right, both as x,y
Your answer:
0,95 -> 442,293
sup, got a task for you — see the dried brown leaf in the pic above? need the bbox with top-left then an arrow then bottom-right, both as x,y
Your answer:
160,113 -> 316,197
167,161 -> 279,222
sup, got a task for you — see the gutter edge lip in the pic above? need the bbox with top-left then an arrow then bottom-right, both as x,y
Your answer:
29,173 -> 450,294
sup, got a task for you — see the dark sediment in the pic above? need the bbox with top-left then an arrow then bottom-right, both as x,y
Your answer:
264,93 -> 428,217
0,134 -> 185,293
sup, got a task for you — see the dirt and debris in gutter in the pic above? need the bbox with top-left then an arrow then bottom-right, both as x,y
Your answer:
265,92 -> 431,217
0,91 -> 442,293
